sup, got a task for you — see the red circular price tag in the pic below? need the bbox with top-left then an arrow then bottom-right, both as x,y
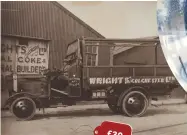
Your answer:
94,121 -> 132,135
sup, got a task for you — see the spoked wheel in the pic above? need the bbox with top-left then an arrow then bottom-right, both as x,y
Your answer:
121,91 -> 149,117
108,104 -> 121,114
10,97 -> 36,121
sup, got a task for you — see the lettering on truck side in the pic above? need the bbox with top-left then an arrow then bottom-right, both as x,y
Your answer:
89,76 -> 176,85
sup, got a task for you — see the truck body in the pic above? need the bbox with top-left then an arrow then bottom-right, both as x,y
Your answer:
51,37 -> 177,100
5,37 -> 179,120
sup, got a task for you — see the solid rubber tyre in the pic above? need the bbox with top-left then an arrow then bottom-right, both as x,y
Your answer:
10,97 -> 36,121
121,91 -> 149,117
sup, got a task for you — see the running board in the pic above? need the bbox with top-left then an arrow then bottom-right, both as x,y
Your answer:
51,88 -> 68,95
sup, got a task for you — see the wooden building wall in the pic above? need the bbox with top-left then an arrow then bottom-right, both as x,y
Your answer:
1,1 -> 104,69
1,1 -> 105,107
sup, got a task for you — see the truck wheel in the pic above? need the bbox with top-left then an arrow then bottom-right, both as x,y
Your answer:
121,91 -> 149,117
10,97 -> 36,121
108,104 -> 121,114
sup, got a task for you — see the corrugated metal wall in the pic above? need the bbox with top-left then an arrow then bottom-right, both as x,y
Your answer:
1,1 -> 104,69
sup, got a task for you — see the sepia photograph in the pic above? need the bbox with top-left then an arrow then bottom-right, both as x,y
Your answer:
1,1 -> 187,135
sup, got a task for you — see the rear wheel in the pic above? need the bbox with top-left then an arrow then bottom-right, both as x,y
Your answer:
10,97 -> 36,121
121,91 -> 149,117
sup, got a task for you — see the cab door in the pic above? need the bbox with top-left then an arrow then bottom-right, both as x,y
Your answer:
66,39 -> 82,97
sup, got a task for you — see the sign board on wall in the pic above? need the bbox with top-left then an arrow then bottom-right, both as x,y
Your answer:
1,37 -> 49,75
17,40 -> 49,74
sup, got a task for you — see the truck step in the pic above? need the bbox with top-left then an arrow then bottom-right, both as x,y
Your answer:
51,88 -> 68,95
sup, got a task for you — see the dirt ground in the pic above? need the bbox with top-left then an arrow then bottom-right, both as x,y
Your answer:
1,103 -> 187,135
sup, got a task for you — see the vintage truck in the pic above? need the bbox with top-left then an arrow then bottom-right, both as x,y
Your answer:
5,37 -> 179,120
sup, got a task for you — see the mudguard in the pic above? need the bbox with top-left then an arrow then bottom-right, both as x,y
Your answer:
3,92 -> 40,109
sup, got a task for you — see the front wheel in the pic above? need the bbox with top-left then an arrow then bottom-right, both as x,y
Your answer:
10,97 -> 36,121
121,91 -> 149,117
